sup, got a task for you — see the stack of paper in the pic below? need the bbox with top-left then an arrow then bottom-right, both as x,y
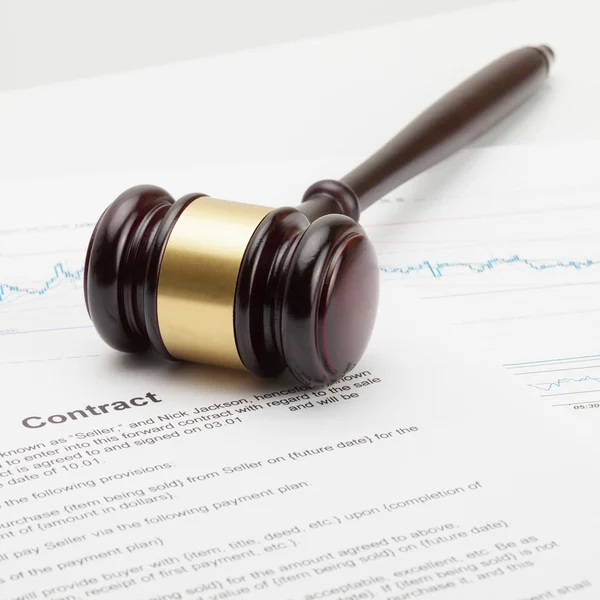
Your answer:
1,0 -> 600,597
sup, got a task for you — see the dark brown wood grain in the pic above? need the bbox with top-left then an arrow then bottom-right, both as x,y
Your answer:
302,45 -> 553,216
234,208 -> 378,385
84,45 -> 553,384
83,185 -> 205,358
84,185 -> 174,353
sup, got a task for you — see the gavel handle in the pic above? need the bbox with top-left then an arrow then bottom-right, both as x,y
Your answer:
300,45 -> 554,221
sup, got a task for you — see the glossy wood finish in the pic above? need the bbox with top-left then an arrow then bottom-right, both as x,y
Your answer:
302,45 -> 554,215
234,208 -> 378,385
84,45 -> 553,384
84,185 -> 173,352
234,207 -> 310,378
299,179 -> 360,222
280,215 -> 378,385
86,193 -> 379,385
84,185 -> 204,357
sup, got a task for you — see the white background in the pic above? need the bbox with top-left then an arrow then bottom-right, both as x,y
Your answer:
1,0 -> 507,91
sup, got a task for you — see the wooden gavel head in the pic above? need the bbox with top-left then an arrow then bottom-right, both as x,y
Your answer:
84,182 -> 379,386
83,45 -> 553,385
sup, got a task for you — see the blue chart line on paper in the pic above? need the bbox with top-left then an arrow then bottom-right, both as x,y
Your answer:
527,375 -> 600,393
2,253 -> 599,307
505,355 -> 600,407
0,263 -> 84,305
379,255 -> 600,279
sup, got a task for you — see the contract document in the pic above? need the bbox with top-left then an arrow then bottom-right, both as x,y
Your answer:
0,143 -> 598,600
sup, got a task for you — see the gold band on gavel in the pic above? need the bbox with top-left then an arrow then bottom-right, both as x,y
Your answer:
157,197 -> 271,369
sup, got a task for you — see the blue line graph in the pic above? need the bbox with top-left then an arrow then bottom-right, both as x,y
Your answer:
380,255 -> 600,279
0,263 -> 84,304
1,254 -> 598,305
528,375 -> 600,393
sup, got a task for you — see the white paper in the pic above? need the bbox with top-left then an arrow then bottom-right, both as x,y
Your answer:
1,144 -> 600,599
359,141 -> 600,420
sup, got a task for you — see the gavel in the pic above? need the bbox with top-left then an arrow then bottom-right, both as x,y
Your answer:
84,45 -> 554,386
